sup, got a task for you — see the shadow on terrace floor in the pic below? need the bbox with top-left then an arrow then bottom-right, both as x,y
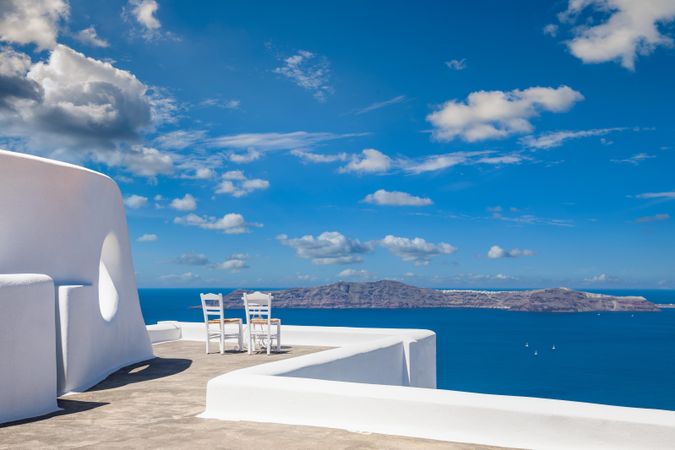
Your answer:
87,356 -> 192,391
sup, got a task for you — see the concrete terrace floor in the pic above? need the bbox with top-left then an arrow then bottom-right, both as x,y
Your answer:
0,341 -> 501,450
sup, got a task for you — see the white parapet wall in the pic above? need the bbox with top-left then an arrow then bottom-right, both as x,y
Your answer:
0,150 -> 153,423
0,274 -> 58,423
150,321 -> 675,449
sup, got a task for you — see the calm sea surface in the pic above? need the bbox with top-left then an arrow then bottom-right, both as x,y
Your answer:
139,288 -> 675,411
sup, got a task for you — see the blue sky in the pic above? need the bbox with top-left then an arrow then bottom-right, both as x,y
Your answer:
1,0 -> 674,288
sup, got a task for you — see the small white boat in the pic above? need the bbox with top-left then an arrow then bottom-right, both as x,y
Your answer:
525,342 -> 529,348
552,345 -> 556,350
534,350 -> 538,356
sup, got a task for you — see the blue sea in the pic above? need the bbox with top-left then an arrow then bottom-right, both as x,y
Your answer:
139,288 -> 675,411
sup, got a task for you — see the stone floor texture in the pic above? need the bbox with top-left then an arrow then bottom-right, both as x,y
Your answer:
0,340 -> 503,449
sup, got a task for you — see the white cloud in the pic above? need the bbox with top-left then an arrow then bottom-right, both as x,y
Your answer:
0,44 -> 175,177
200,98 -> 240,109
154,130 -> 207,150
402,151 -> 489,174
228,148 -> 262,164
129,0 -> 161,31
137,233 -> 158,242
273,50 -> 333,102
186,167 -> 214,179
487,245 -> 534,259
173,252 -> 209,265
445,59 -> 467,70
559,0 -> 675,70
585,273 -> 617,283
380,235 -> 457,265
105,146 -> 174,177
74,26 -> 109,48
291,149 -> 348,163
214,254 -> 249,272
340,149 -> 392,174
488,206 -> 575,227
0,0 -> 68,50
124,194 -> 148,209
207,131 -> 364,152
477,154 -> 526,165
277,231 -> 374,265
174,213 -> 261,234
543,23 -> 559,37
427,86 -> 583,142
363,189 -> 432,206
611,152 -> 655,165
170,193 -> 197,211
636,213 -> 670,223
353,95 -> 407,115
216,170 -> 270,197
337,268 -> 371,279
634,191 -> 675,199
521,127 -> 629,149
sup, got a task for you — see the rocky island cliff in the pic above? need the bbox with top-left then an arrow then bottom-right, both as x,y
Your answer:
222,280 -> 660,312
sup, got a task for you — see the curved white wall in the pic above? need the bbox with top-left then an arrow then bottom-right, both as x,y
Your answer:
0,150 -> 152,400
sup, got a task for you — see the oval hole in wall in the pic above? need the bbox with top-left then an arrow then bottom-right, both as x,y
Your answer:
99,232 -> 121,322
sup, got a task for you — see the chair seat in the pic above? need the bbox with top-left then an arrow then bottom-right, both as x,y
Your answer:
250,318 -> 281,325
208,318 -> 242,324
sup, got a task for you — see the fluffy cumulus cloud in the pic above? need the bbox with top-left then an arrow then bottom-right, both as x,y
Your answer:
0,0 -> 68,50
273,50 -> 333,102
380,235 -> 457,265
340,149 -> 392,174
174,213 -> 261,234
363,189 -> 433,206
124,0 -> 170,40
557,0 -> 675,70
74,26 -> 109,48
172,252 -> 210,265
137,233 -> 158,242
228,148 -> 261,164
487,245 -> 534,259
170,193 -> 197,211
216,170 -> 269,197
214,253 -> 249,272
277,231 -> 374,265
427,86 -> 583,142
124,194 -> 148,209
0,43 -> 174,176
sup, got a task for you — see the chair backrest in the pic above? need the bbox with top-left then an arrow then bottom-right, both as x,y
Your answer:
242,291 -> 272,324
200,293 -> 223,323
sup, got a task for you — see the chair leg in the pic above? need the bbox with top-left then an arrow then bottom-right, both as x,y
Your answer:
276,323 -> 281,352
219,327 -> 224,354
205,328 -> 209,354
247,326 -> 253,355
238,322 -> 243,351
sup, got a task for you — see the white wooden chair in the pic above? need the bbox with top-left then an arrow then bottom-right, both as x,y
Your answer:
200,293 -> 243,354
243,291 -> 280,355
